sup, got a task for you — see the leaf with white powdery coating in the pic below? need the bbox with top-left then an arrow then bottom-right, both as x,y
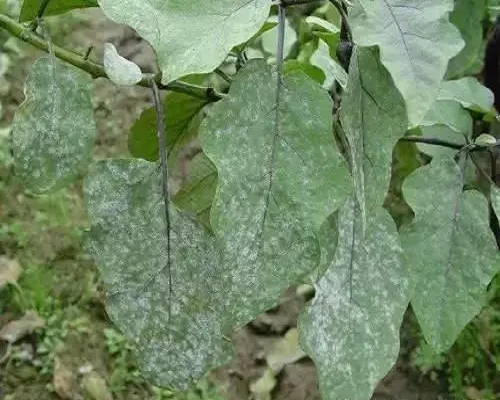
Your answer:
401,158 -> 500,352
350,0 -> 464,127
84,159 -> 235,390
12,57 -> 96,194
339,47 -> 408,231
104,43 -> 142,86
200,59 -> 351,321
299,198 -> 409,400
96,0 -> 270,84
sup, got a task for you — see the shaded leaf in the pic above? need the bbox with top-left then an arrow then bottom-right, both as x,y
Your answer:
311,39 -> 347,89
416,125 -> 466,159
438,77 -> 495,113
299,198 -> 409,400
0,311 -> 44,343
12,57 -> 96,194
128,92 -> 207,166
103,43 -> 142,86
306,16 -> 340,33
200,59 -> 351,319
350,0 -> 464,126
19,0 -> 97,21
447,0 -> 487,79
283,60 -> 326,85
0,256 -> 21,291
96,0 -> 270,83
339,47 -> 408,230
401,158 -> 500,352
266,328 -> 305,373
261,14 -> 297,60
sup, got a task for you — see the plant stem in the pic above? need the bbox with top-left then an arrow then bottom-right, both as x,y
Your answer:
0,13 -> 224,102
400,135 -> 464,150
329,0 -> 352,42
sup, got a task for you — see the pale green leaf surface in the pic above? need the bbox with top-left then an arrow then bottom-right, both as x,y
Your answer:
299,198 -> 409,400
438,77 -> 494,114
12,57 -> 96,194
339,47 -> 407,230
173,152 -> 217,229
103,43 -> 142,86
200,59 -> 351,320
420,99 -> 472,133
401,158 -> 500,352
282,60 -> 326,85
96,0 -> 270,84
446,0 -> 486,79
350,0 -> 464,126
261,15 -> 297,59
19,0 -> 97,21
128,92 -> 207,166
310,39 -> 347,89
305,16 -> 340,33
84,159 -> 234,390
416,125 -> 466,159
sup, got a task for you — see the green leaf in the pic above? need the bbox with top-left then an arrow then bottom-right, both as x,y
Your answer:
299,198 -> 409,400
438,77 -> 495,113
401,158 -> 500,352
420,100 -> 472,134
339,47 -> 408,229
282,60 -> 325,85
261,14 -> 297,59
103,43 -> 142,86
173,152 -> 217,229
96,0 -> 270,83
305,16 -> 339,33
350,0 -> 464,126
200,59 -> 351,317
12,57 -> 96,194
128,92 -> 208,166
310,39 -> 347,89
19,0 -> 97,21
416,125 -> 466,159
446,0 -> 487,79
84,159 -> 234,390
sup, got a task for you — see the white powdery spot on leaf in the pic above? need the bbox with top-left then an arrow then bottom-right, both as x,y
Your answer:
103,43 -> 142,86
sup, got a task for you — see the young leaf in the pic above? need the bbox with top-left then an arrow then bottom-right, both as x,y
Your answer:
96,0 -> 270,83
103,43 -> 142,86
310,39 -> 347,89
339,47 -> 408,230
447,0 -> 487,79
350,0 -> 464,126
401,158 -> 500,352
128,92 -> 208,166
438,77 -> 495,114
299,198 -> 410,400
200,59 -> 351,319
12,57 -> 96,194
84,159 -> 234,390
19,0 -> 97,21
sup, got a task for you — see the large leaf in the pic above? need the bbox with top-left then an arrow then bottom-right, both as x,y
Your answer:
401,158 -> 500,352
350,0 -> 464,126
84,159 -> 234,390
299,198 -> 409,400
96,0 -> 270,83
339,47 -> 408,230
128,92 -> 208,166
438,77 -> 495,113
200,59 -> 351,319
19,0 -> 98,21
12,57 -> 96,194
446,0 -> 487,79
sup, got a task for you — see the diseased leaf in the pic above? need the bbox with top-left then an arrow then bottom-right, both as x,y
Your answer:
128,92 -> 208,166
12,57 -> 96,194
173,152 -> 217,229
200,59 -> 351,319
19,0 -> 97,21
84,159 -> 235,390
447,0 -> 486,79
350,0 -> 464,126
339,47 -> 408,230
103,43 -> 142,86
299,198 -> 409,400
401,158 -> 500,352
96,0 -> 270,83
438,77 -> 495,113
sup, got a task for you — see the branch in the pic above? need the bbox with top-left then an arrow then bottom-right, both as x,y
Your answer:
0,13 -> 224,102
400,135 -> 464,150
329,0 -> 352,42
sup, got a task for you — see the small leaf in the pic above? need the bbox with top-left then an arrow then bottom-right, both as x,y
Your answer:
0,311 -> 44,343
299,198 -> 410,400
12,57 -> 96,194
19,0 -> 97,21
401,158 -> 500,352
474,133 -> 497,146
261,14 -> 297,60
310,39 -> 347,89
438,77 -> 495,114
103,43 -> 142,86
283,60 -> 326,85
350,0 -> 464,126
266,328 -> 305,373
0,256 -> 21,291
305,16 -> 339,33
96,0 -> 270,83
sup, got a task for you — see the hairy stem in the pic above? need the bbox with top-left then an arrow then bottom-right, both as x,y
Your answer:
0,13 -> 223,102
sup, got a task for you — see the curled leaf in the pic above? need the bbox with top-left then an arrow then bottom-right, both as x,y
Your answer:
103,43 -> 142,86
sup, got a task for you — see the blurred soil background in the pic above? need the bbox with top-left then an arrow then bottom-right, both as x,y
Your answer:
0,4 -> 499,400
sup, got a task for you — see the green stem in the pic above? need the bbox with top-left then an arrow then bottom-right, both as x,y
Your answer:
0,13 -> 224,102
400,135 -> 464,150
